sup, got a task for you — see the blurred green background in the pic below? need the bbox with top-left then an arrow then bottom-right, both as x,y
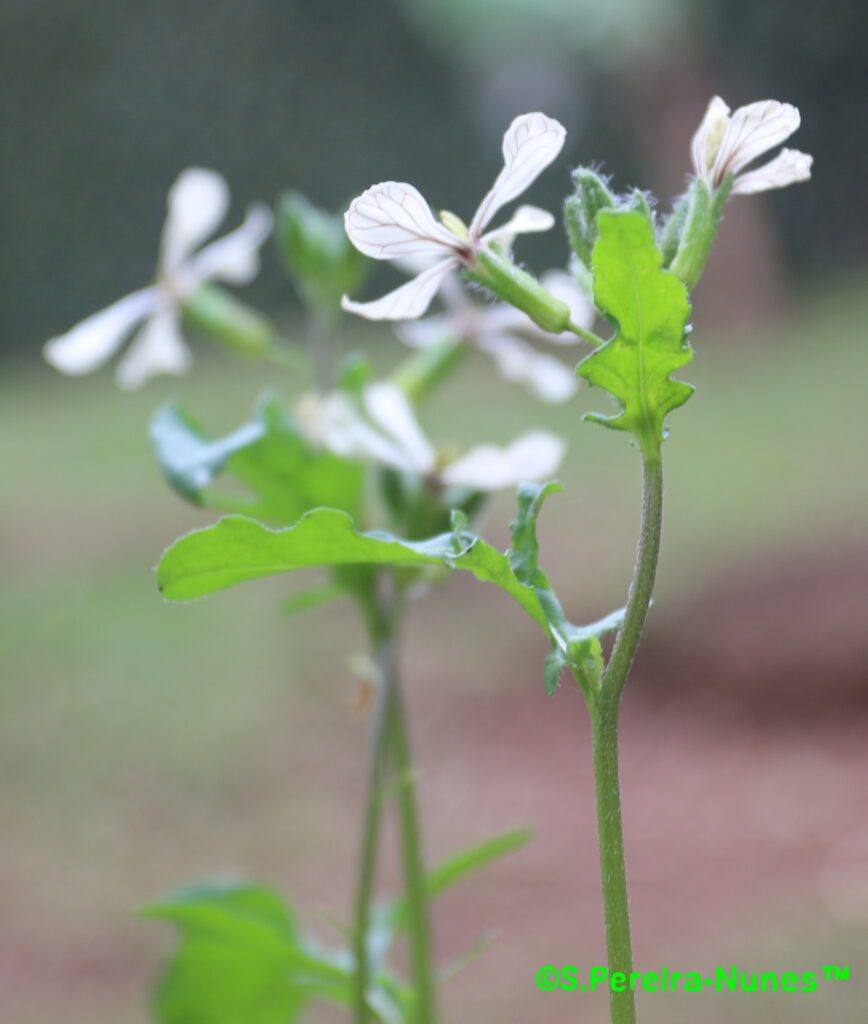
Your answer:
1,1 -> 867,1023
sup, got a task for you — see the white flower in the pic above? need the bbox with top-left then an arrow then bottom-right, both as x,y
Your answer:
341,112 -> 566,321
297,382 -> 564,492
690,96 -> 813,195
396,271 -> 594,404
44,168 -> 273,389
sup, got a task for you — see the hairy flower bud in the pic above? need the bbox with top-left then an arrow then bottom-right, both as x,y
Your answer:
564,167 -> 616,269
667,177 -> 731,291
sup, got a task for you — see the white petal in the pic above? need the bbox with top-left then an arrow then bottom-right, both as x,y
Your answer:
297,392 -> 413,471
43,288 -> 158,376
481,204 -> 556,246
344,182 -> 462,260
296,386 -> 434,474
474,331 -> 577,403
712,100 -> 801,185
394,314 -> 454,349
114,308 -> 192,390
160,168 -> 230,274
187,203 -> 273,286
363,383 -> 436,473
469,113 -> 566,238
690,96 -> 731,181
731,148 -> 814,195
442,431 -> 565,491
341,258 -> 457,321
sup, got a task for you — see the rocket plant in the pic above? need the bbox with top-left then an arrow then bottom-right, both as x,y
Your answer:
45,99 -> 811,1024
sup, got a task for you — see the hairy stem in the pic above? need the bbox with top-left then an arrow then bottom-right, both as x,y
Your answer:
389,676 -> 437,1024
591,453 -> 663,1024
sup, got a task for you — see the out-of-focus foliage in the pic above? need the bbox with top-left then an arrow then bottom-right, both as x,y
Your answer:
396,0 -> 687,62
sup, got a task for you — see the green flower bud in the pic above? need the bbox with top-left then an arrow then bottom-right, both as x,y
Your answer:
667,176 -> 732,290
276,191 -> 368,314
182,284 -> 275,357
564,167 -> 616,269
476,249 -> 571,334
658,194 -> 689,267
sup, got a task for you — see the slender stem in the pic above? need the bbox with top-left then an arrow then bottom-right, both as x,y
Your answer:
566,319 -> 606,347
591,453 -> 663,1024
601,454 -> 663,706
351,619 -> 399,1023
389,675 -> 437,1024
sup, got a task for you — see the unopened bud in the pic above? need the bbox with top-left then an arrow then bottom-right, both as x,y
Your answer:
668,176 -> 732,290
564,167 -> 616,269
182,285 -> 274,356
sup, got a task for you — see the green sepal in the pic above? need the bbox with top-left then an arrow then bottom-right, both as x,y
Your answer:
476,249 -> 572,334
668,176 -> 733,290
578,209 -> 693,453
658,194 -> 689,267
627,188 -> 655,226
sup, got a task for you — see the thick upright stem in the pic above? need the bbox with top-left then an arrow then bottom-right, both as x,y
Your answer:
591,454 -> 663,1024
389,679 -> 437,1024
591,705 -> 635,1024
351,623 -> 398,1023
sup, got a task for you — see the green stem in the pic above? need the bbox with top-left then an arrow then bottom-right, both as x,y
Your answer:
566,319 -> 605,347
591,453 -> 663,1024
351,618 -> 399,1024
389,674 -> 437,1024
601,455 -> 663,706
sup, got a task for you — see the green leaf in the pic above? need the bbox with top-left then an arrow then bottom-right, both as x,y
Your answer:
508,483 -> 625,698
578,209 -> 693,452
142,881 -> 310,1024
156,509 -> 548,630
151,396 -> 364,526
368,829 -> 532,968
143,881 -> 402,1024
508,481 -> 562,588
384,828 -> 533,935
151,404 -> 266,504
544,649 -> 568,697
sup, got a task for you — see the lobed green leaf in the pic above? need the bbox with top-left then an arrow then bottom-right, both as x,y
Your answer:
578,209 -> 693,453
156,508 -> 548,629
